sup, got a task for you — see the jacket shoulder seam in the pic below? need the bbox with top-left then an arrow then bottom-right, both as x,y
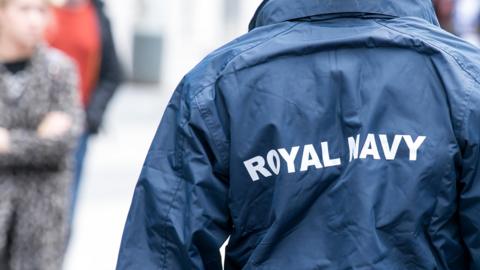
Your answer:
190,22 -> 301,100
189,23 -> 301,170
374,20 -> 477,136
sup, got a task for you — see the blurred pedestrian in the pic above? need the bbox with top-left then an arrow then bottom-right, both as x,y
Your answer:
0,0 -> 83,269
46,0 -> 123,225
433,0 -> 455,32
118,0 -> 480,269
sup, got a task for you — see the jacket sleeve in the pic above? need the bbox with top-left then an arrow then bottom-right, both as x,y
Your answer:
458,84 -> 480,269
116,82 -> 232,270
85,9 -> 123,134
0,59 -> 84,170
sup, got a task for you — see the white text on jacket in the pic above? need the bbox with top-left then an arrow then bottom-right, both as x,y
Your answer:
243,134 -> 427,181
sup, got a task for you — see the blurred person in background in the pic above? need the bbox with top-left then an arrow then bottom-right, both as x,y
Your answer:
46,0 -> 123,225
434,0 -> 480,46
118,0 -> 480,269
433,0 -> 455,32
0,0 -> 83,268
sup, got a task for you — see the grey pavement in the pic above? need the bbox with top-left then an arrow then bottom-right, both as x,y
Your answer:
63,83 -> 172,270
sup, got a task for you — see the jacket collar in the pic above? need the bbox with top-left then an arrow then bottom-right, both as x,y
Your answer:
249,0 -> 439,30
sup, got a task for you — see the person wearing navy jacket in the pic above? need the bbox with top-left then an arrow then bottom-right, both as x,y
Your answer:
117,0 -> 480,269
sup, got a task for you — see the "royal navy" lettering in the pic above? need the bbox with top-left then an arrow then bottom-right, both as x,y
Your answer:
243,134 -> 427,181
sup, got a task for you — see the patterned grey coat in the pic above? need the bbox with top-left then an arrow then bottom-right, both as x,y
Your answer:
0,46 -> 84,270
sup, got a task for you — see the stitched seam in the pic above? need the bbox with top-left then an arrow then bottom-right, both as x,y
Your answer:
193,95 -> 229,170
160,101 -> 187,270
189,22 -> 301,169
160,175 -> 184,270
190,22 -> 301,100
375,20 -> 477,137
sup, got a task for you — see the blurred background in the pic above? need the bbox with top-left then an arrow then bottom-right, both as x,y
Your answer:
63,1 -> 261,269
30,0 -> 480,269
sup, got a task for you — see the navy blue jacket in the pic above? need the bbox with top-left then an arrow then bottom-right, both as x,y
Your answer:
117,0 -> 480,269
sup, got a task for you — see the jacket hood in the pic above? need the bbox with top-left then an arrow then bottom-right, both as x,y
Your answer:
249,0 -> 439,30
